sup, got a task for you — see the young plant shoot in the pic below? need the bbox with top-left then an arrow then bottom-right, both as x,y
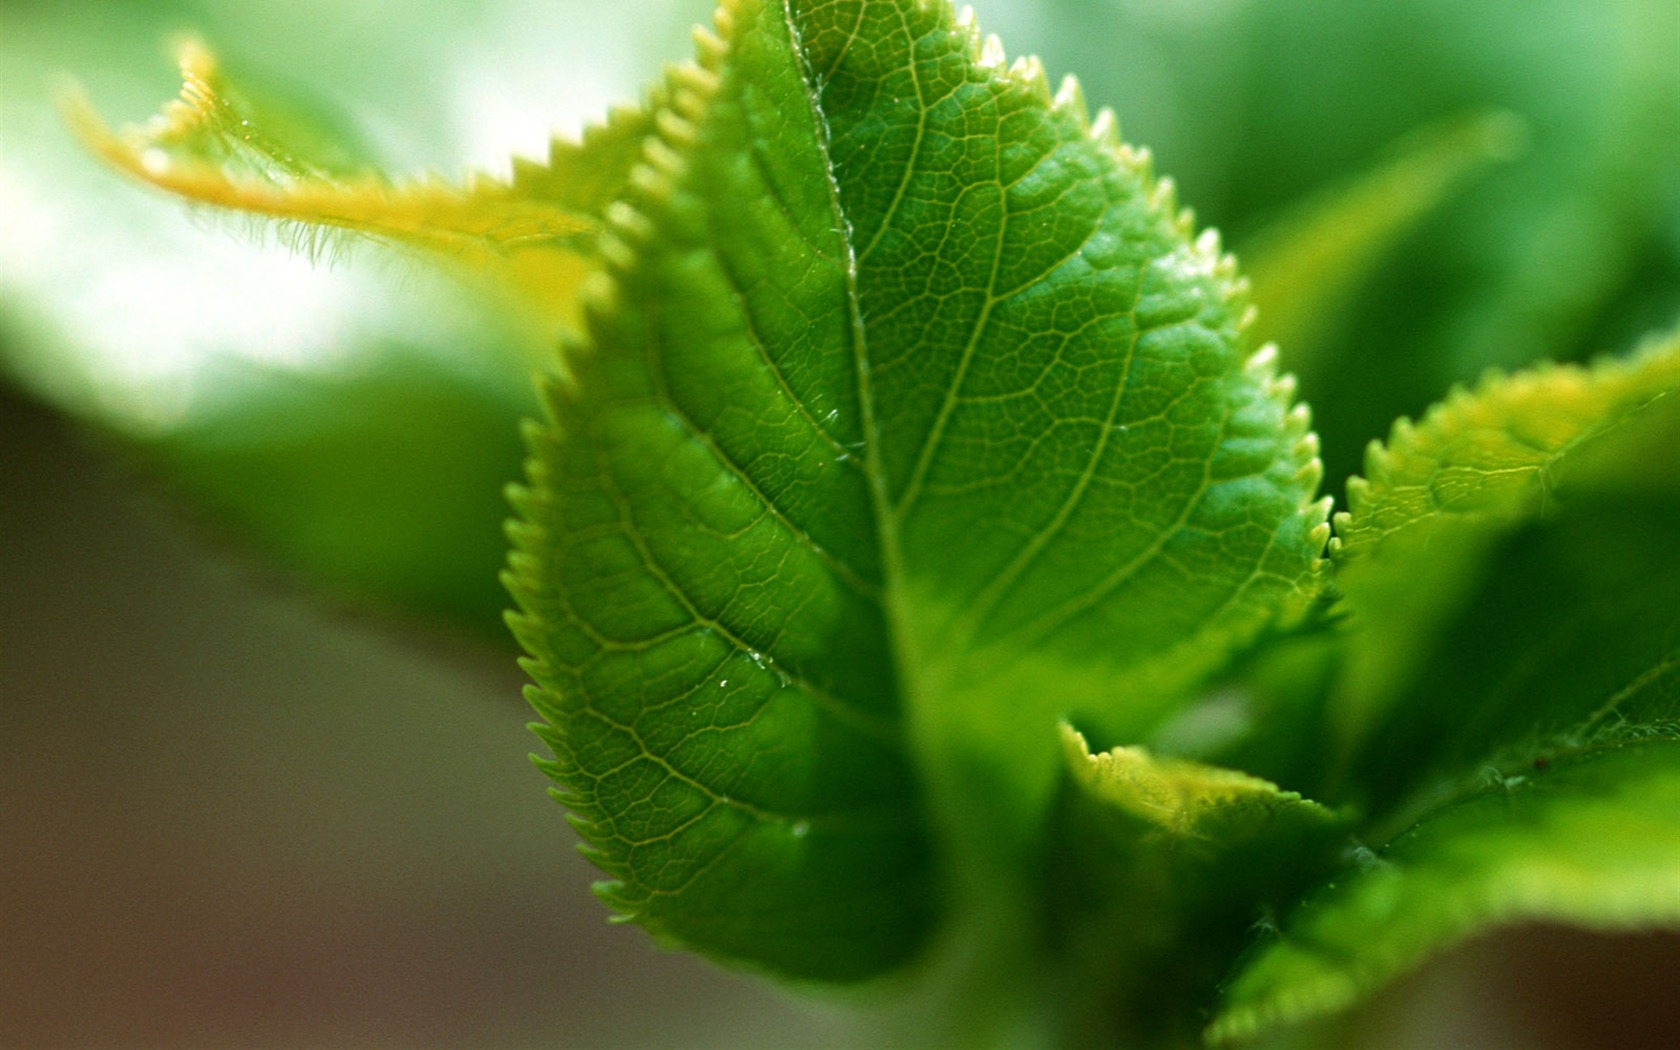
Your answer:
67,1 -> 1680,1045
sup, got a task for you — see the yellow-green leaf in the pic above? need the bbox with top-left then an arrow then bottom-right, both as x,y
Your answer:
1061,724 -> 1337,843
1335,330 -> 1680,563
69,38 -> 646,325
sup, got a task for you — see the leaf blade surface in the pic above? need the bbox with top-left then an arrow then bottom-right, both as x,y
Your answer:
512,0 -> 1329,978
793,2 -> 1328,826
1327,332 -> 1680,765
508,0 -> 933,980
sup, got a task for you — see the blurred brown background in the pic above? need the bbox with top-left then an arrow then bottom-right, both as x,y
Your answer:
0,385 -> 865,1048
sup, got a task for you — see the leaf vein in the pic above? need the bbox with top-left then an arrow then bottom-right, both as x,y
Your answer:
947,257 -> 1149,640
592,435 -> 896,744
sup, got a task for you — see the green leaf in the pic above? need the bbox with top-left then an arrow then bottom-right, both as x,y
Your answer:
69,38 -> 651,326
1209,738 -> 1680,1044
1207,339 -> 1680,1038
1334,487 -> 1680,821
1334,331 -> 1680,563
1024,0 -> 1680,489
1326,331 -> 1680,752
1045,726 -> 1348,1047
506,0 -> 1327,980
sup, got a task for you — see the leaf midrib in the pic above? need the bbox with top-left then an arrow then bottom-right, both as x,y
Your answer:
780,0 -> 922,728
777,1 -> 1207,688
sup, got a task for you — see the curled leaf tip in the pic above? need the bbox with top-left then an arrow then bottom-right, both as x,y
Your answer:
68,40 -> 671,327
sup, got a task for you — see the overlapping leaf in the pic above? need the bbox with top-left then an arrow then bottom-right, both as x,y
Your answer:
1325,332 -> 1680,757
1345,492 -> 1680,815
1206,487 -> 1680,1043
1047,726 -> 1347,1047
1208,338 -> 1680,1043
1210,740 -> 1680,1044
506,0 -> 1328,979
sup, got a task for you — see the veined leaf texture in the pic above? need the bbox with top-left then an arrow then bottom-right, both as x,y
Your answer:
506,0 -> 1327,978
65,0 -> 1680,1039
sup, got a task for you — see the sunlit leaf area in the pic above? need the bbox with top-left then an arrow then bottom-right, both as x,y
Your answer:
6,1 -> 1680,1047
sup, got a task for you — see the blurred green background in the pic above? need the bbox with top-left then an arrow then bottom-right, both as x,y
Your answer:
6,0 -> 1680,1045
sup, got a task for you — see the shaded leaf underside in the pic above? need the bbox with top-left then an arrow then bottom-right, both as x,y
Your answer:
1046,726 -> 1348,1047
1346,494 -> 1680,821
508,0 -> 1326,979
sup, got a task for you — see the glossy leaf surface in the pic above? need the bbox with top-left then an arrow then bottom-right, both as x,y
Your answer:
506,0 -> 1327,978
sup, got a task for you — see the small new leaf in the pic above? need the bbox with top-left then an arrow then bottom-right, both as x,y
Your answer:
1045,726 -> 1347,1046
1060,724 -> 1338,844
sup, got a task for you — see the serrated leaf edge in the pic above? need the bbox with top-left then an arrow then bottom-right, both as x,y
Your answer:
1332,328 -> 1680,562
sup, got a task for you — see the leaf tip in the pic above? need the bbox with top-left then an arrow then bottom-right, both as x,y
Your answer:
1308,506 -> 1335,552
1007,54 -> 1051,102
1088,106 -> 1122,150
691,22 -> 729,64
